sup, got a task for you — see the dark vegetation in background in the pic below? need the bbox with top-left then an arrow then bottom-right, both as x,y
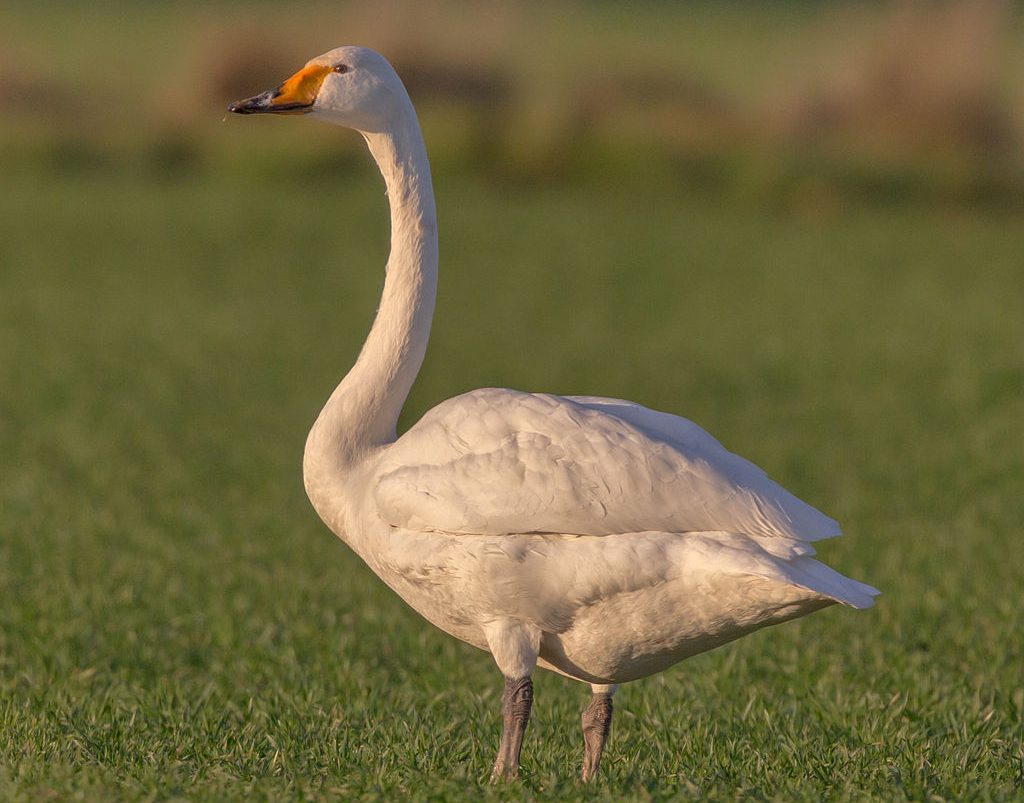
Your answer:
3,0 -> 1022,209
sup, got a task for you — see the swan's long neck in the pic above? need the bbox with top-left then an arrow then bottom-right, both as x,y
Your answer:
304,105 -> 437,494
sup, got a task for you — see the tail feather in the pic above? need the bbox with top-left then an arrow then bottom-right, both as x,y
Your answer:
785,556 -> 880,609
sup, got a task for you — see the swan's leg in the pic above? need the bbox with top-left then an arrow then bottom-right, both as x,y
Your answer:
484,619 -> 541,781
492,675 -> 534,781
581,683 -> 617,782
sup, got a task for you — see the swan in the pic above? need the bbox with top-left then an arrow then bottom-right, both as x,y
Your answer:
229,46 -> 878,782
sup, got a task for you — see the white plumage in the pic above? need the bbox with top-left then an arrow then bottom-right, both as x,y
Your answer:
230,45 -> 878,781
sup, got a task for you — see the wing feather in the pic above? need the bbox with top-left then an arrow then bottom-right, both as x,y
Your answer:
375,389 -> 840,549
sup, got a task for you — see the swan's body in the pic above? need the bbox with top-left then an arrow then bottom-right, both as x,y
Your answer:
230,46 -> 878,780
314,386 -> 875,686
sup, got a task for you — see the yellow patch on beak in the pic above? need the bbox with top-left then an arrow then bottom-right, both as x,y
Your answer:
229,62 -> 332,116
269,63 -> 332,112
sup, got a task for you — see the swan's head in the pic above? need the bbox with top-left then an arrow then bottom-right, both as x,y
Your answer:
228,46 -> 409,132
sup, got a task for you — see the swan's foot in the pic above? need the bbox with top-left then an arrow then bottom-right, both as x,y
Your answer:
581,690 -> 614,782
490,676 -> 533,782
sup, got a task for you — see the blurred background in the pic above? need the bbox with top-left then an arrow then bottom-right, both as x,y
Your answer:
4,0 -> 1024,202
1,1 -> 1022,799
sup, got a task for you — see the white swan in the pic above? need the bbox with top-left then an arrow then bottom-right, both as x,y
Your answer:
229,46 -> 878,782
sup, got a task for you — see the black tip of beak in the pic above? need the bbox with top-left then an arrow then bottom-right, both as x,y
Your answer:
228,91 -> 273,115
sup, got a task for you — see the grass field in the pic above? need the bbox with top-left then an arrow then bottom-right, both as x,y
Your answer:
2,2 -> 1024,800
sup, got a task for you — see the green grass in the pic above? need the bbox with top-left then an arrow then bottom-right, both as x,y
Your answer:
1,154 -> 1023,800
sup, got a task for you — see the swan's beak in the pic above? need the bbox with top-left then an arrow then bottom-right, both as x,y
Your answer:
228,63 -> 331,115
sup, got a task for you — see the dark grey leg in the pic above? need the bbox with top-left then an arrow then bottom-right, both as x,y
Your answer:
490,676 -> 534,781
581,692 -> 613,782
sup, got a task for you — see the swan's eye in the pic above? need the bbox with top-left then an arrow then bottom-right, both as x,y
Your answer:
332,64 -> 349,74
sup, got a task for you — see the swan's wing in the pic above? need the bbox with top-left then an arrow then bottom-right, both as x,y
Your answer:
375,388 -> 840,551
